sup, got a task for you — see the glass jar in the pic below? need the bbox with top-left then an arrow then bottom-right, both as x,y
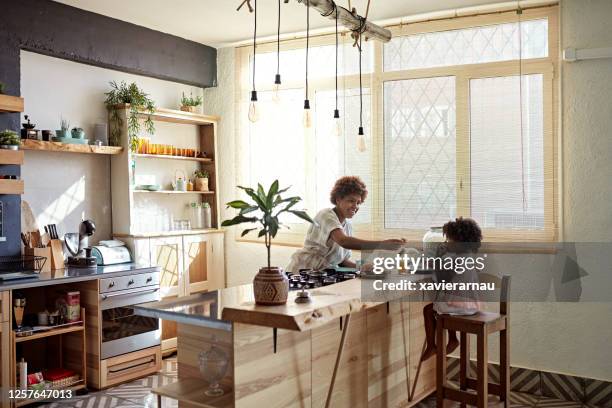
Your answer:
190,203 -> 203,229
423,226 -> 444,257
202,203 -> 212,229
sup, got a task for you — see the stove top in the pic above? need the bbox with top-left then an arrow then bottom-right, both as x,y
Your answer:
286,268 -> 359,291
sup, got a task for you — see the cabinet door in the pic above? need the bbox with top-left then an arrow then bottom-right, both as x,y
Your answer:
183,233 -> 225,295
149,236 -> 184,299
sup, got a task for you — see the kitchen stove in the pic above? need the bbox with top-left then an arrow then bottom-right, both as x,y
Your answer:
286,268 -> 359,291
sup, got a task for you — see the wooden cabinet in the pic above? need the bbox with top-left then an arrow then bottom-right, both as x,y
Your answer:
99,346 -> 161,389
183,233 -> 225,294
121,232 -> 225,354
1,291 -> 10,408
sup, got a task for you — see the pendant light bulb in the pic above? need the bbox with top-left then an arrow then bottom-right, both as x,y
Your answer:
248,91 -> 260,123
357,126 -> 366,152
333,109 -> 342,137
303,99 -> 312,129
272,74 -> 282,104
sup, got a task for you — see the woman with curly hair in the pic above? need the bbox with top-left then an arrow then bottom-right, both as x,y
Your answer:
287,176 -> 405,272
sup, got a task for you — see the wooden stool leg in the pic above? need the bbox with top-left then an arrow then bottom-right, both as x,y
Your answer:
500,327 -> 510,407
477,328 -> 488,408
436,321 -> 447,408
460,332 -> 470,408
157,394 -> 162,408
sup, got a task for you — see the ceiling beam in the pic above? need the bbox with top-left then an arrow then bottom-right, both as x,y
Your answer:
297,0 -> 392,43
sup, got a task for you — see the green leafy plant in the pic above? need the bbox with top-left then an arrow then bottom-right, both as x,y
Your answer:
194,169 -> 209,179
60,117 -> 70,131
104,81 -> 156,152
181,92 -> 203,107
222,180 -> 314,269
0,82 -> 5,94
0,130 -> 20,145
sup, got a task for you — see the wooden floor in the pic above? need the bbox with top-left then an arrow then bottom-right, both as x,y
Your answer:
34,358 -> 599,408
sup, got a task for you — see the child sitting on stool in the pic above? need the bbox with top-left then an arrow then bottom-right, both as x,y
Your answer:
421,217 -> 483,361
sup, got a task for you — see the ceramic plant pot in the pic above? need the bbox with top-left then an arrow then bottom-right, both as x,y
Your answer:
56,130 -> 70,138
253,267 -> 289,305
195,177 -> 209,191
71,129 -> 85,139
180,105 -> 197,113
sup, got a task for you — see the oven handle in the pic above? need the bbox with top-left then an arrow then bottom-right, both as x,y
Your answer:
101,287 -> 159,300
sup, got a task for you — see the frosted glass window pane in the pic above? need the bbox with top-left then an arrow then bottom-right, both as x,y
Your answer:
243,89 -> 307,214
314,88 -> 372,224
470,74 -> 544,230
253,41 -> 372,86
383,77 -> 456,229
384,19 -> 548,71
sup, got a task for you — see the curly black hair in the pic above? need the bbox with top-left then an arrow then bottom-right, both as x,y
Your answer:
329,176 -> 368,205
442,217 -> 482,253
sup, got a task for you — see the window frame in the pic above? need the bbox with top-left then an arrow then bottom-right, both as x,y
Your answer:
234,5 -> 559,246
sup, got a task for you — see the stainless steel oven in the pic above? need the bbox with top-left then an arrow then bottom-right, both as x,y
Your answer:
99,272 -> 161,359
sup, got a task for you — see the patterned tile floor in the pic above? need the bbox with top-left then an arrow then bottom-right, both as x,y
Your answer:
33,356 -> 600,407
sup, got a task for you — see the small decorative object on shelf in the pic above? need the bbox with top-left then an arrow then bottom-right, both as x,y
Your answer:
173,170 -> 187,192
222,180 -> 314,305
0,81 -> 4,94
180,91 -> 203,113
0,129 -> 20,150
105,81 -> 156,152
70,127 -> 85,139
198,339 -> 229,397
56,117 -> 70,139
21,115 -> 39,140
194,169 -> 209,191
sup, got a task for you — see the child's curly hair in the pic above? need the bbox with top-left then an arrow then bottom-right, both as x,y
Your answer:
330,176 -> 368,205
442,217 -> 482,252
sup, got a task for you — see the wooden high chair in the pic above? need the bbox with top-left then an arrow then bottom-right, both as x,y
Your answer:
435,275 -> 511,408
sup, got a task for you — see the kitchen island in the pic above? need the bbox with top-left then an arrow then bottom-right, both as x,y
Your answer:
136,275 -> 435,408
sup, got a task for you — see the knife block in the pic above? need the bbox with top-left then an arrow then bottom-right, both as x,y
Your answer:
24,247 -> 52,273
48,239 -> 65,270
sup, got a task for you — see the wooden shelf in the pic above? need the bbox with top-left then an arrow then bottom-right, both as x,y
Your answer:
114,228 -> 223,238
0,179 -> 24,194
14,380 -> 85,407
0,149 -> 24,165
133,153 -> 213,163
20,139 -> 123,155
15,322 -> 84,343
152,378 -> 233,408
114,104 -> 219,125
0,94 -> 24,113
133,190 -> 215,195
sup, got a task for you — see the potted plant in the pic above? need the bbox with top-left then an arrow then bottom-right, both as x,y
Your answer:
0,81 -> 5,94
222,180 -> 314,305
180,92 -> 203,113
56,117 -> 70,138
0,130 -> 21,150
194,169 -> 210,191
104,81 -> 156,152
71,127 -> 85,139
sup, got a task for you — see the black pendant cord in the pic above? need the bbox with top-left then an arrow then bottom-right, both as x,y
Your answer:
335,2 -> 339,116
305,0 -> 310,104
275,0 -> 281,84
251,0 -> 258,101
358,33 -> 363,134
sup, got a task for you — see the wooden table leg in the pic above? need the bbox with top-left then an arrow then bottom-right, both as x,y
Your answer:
500,324 -> 510,407
324,313 -> 351,408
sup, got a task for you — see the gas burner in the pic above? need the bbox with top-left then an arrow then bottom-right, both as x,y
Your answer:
286,268 -> 360,291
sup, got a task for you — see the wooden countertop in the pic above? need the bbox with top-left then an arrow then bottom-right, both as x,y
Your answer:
221,274 -> 429,331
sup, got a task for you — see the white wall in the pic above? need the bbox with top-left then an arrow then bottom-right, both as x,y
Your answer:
203,1 -> 612,381
20,51 -> 203,242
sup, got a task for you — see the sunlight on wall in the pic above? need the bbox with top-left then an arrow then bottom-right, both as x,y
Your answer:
38,176 -> 86,229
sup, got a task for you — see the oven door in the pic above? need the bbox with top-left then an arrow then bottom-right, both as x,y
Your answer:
100,286 -> 161,359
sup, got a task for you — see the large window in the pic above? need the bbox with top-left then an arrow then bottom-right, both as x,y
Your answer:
236,6 -> 558,243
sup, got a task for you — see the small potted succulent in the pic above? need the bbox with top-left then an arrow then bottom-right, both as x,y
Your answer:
71,127 -> 85,139
222,180 -> 313,305
0,130 -> 21,150
56,117 -> 70,138
180,92 -> 203,113
194,169 -> 210,192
